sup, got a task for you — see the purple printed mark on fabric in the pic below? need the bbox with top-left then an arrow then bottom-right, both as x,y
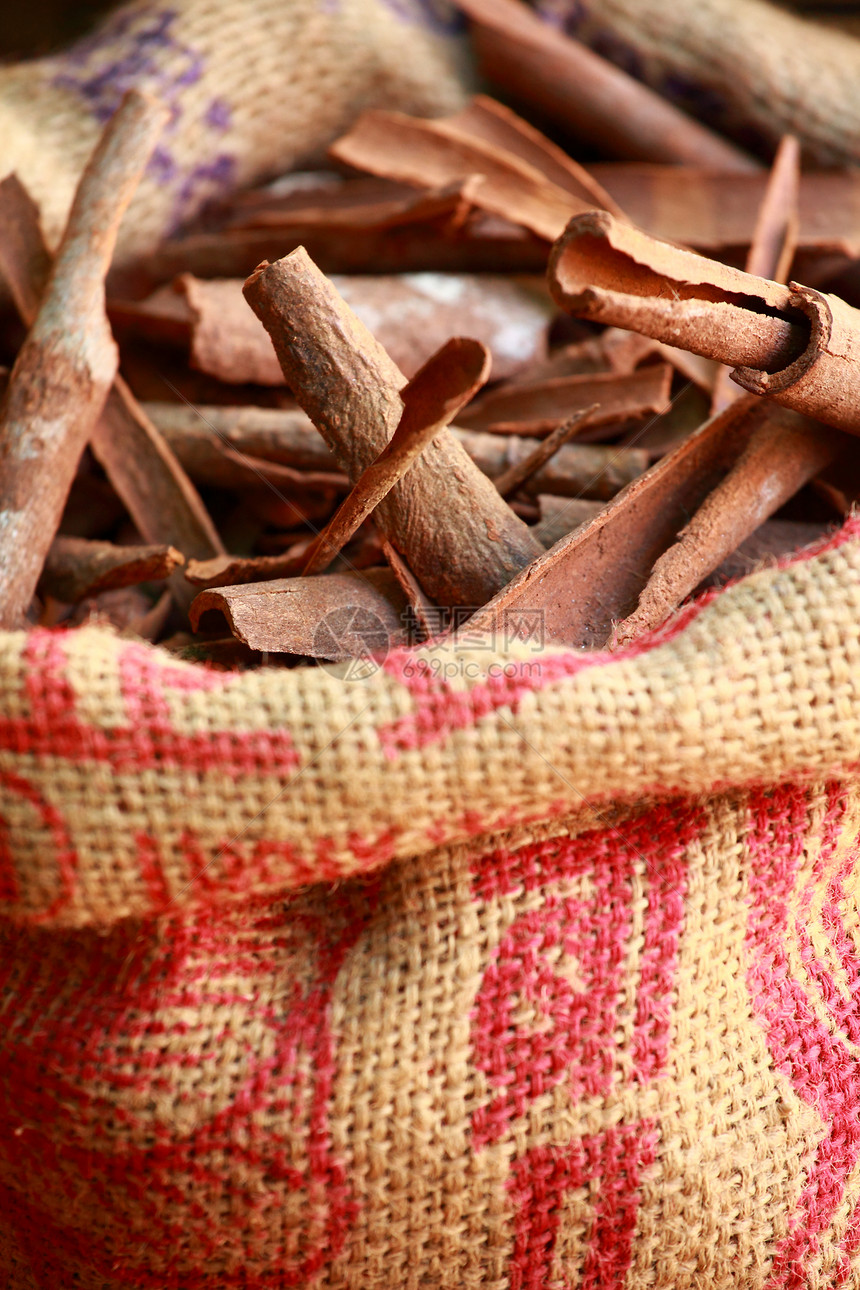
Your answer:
377,0 -> 465,35
147,145 -> 178,185
49,8 -> 203,125
318,0 -> 341,12
534,0 -> 590,30
168,153 -> 237,232
204,98 -> 232,132
49,6 -> 238,233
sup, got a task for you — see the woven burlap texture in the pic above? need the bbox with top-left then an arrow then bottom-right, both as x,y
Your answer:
0,0 -> 468,266
2,521 -> 860,1286
539,0 -> 860,165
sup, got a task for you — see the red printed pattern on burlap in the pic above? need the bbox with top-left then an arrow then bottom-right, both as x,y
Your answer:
0,631 -> 301,917
470,803 -> 700,1282
746,784 -> 860,1288
0,881 -> 378,1287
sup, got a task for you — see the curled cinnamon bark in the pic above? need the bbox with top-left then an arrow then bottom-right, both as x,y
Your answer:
190,569 -> 411,658
243,248 -> 543,607
614,410 -> 845,644
41,537 -> 184,604
0,147 -> 222,621
302,338 -> 490,575
711,135 -> 800,414
145,401 -> 649,499
0,90 -> 168,628
549,210 -> 860,436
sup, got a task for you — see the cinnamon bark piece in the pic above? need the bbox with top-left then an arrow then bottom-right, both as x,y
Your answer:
303,338 -> 490,575
550,210 -> 860,436
436,430 -> 648,500
534,496 -> 603,548
41,536 -> 184,604
457,364 -> 672,436
459,397 -> 774,649
182,272 -> 551,384
190,569 -> 411,657
124,271 -> 551,385
143,401 -> 648,500
445,94 -> 625,217
613,411 -> 845,644
149,209 -> 550,282
382,541 -> 442,640
243,249 -> 543,608
185,542 -> 314,590
712,136 -> 801,413
0,90 -> 168,629
235,177 -> 473,232
588,163 -> 860,258
0,172 -> 224,614
493,405 -> 599,498
143,402 -> 342,473
453,0 -> 759,171
330,110 -> 603,243
0,175 -> 52,320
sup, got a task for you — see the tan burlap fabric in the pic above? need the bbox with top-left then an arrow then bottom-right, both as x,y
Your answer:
2,521 -> 860,1285
0,0 -> 468,265
539,0 -> 860,165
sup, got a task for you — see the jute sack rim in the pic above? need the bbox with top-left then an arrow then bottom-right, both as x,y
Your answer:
1,516 -> 858,928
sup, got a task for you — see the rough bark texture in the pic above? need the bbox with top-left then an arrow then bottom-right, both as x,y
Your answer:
0,90 -> 168,628
243,249 -> 543,608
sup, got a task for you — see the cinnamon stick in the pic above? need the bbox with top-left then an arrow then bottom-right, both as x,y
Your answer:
711,135 -> 800,413
588,162 -> 860,258
460,397 -> 768,649
184,543 -> 315,590
179,271 -> 551,384
550,210 -> 860,436
145,401 -> 649,500
190,569 -> 411,657
443,94 -> 626,216
302,338 -> 490,575
242,249 -> 543,607
149,208 -> 550,282
0,90 -> 168,628
41,536 -> 184,604
0,171 -> 224,617
453,0 -> 759,171
613,412 -> 845,644
330,109 -> 603,243
458,363 -> 672,436
493,405 -> 599,498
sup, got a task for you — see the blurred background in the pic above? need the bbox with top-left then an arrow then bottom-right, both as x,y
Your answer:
1,0 -> 858,60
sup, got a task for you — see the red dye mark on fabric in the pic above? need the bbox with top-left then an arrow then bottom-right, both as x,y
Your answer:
0,881 -> 379,1286
0,630 -> 301,780
471,885 -> 633,1149
508,1123 -> 658,1290
745,782 -> 860,1288
0,770 -> 78,920
471,805 -> 697,1148
377,650 -> 600,759
135,832 -> 171,906
470,804 -> 700,1280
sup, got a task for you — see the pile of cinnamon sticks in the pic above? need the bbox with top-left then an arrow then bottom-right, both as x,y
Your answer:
3,4 -> 860,665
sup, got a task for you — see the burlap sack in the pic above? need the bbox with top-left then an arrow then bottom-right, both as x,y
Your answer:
0,0 -> 469,265
3,519 -> 860,1286
537,0 -> 860,165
